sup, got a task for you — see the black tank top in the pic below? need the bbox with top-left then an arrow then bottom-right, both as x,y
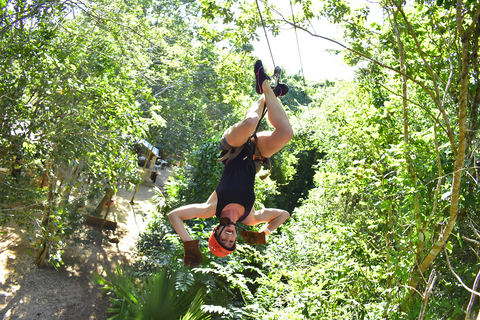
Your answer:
215,146 -> 256,220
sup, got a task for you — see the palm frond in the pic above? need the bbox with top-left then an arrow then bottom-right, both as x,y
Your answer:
94,263 -> 211,320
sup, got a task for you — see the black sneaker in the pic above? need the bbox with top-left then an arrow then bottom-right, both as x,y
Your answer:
254,60 -> 271,94
272,83 -> 289,97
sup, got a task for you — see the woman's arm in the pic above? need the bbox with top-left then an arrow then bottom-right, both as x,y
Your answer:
167,192 -> 217,242
239,208 -> 290,245
242,208 -> 290,233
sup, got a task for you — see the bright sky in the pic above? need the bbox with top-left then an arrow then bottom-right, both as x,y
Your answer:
252,0 -> 383,82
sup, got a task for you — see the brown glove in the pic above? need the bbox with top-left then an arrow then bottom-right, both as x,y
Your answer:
183,240 -> 203,267
241,230 -> 266,245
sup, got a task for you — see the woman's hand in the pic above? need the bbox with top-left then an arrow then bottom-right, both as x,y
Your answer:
183,240 -> 203,267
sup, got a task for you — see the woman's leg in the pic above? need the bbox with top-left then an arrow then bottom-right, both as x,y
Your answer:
222,60 -> 292,152
222,96 -> 265,148
255,81 -> 293,158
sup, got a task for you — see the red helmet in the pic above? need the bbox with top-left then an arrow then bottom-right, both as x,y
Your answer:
209,225 -> 236,257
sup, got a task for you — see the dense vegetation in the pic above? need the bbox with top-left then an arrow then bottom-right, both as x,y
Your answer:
1,0 -> 479,318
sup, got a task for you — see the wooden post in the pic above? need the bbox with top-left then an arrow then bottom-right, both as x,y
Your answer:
100,192 -> 114,231
130,149 -> 152,204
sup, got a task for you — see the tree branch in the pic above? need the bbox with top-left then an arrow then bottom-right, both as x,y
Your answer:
275,16 -> 443,110
390,0 -> 441,102
418,270 -> 437,320
466,268 -> 480,320
444,247 -> 480,297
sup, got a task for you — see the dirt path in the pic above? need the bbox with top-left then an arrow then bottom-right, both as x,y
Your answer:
0,168 -> 172,319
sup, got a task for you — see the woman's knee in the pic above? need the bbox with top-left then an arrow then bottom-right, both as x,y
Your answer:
223,116 -> 259,147
279,126 -> 294,143
241,116 -> 260,132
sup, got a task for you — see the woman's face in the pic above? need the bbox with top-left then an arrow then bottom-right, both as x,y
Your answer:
216,224 -> 237,249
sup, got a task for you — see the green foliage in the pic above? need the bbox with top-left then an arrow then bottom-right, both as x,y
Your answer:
134,211 -> 182,270
248,211 -> 385,319
0,0 -> 150,266
135,210 -> 272,319
92,264 -> 211,320
269,139 -> 324,214
142,26 -> 254,159
337,0 -> 480,314
1,0 -> 479,318
236,69 -> 478,318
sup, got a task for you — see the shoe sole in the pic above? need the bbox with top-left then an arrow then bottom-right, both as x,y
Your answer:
271,66 -> 282,89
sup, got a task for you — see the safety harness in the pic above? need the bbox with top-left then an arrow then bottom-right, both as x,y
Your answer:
217,103 -> 271,179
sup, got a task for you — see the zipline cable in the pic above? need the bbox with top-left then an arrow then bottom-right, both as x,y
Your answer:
255,0 -> 276,68
254,0 -> 309,109
289,0 -> 308,100
254,0 -> 276,128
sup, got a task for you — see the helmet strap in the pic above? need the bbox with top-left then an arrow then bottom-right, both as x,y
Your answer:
218,217 -> 247,231
215,224 -> 227,240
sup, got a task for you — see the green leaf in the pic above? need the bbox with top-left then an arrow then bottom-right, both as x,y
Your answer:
446,241 -> 453,253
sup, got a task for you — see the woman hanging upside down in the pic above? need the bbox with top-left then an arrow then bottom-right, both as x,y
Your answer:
168,60 -> 293,267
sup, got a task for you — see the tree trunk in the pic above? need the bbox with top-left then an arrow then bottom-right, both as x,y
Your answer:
35,165 -> 55,268
411,3 -> 472,285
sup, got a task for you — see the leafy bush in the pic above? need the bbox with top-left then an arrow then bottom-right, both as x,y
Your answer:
93,264 -> 211,320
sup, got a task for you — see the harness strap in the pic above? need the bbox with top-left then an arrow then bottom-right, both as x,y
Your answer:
219,138 -> 231,150
252,102 -> 268,140
217,144 -> 245,165
252,142 -> 271,180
